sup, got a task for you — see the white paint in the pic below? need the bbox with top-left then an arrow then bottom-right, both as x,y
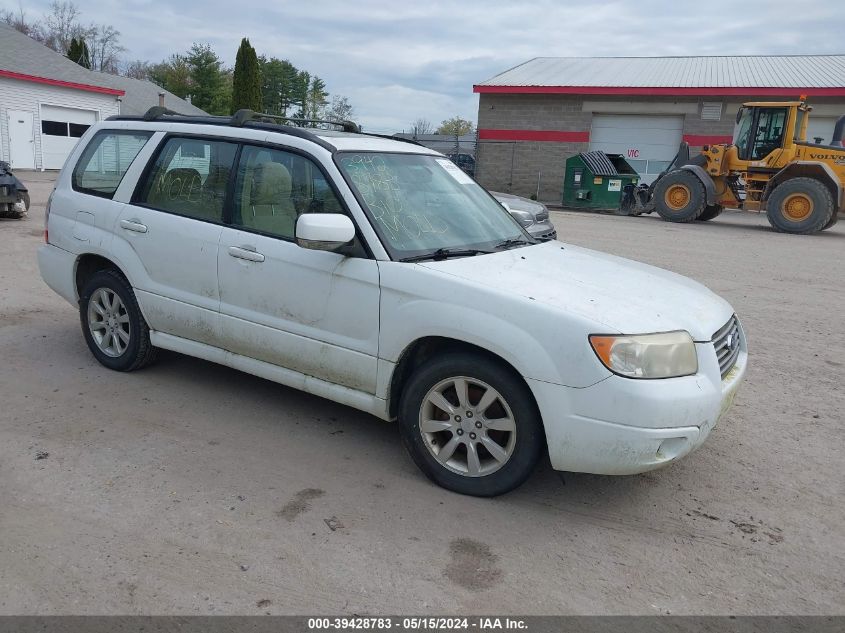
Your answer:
39,104 -> 98,170
39,119 -> 748,479
7,109 -> 35,169
589,114 -> 684,185
0,76 -> 118,170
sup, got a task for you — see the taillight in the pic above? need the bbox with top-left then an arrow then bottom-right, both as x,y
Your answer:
44,190 -> 53,243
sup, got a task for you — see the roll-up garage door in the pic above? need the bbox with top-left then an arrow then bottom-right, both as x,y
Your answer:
805,116 -> 838,146
589,114 -> 684,184
40,105 -> 97,170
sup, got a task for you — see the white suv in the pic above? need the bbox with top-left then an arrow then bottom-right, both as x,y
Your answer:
38,109 -> 747,496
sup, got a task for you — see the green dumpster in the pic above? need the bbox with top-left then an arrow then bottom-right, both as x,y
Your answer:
562,151 -> 639,211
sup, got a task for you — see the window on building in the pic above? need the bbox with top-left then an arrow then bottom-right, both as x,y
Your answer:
69,123 -> 90,138
41,120 -> 69,136
72,131 -> 153,198
137,137 -> 237,223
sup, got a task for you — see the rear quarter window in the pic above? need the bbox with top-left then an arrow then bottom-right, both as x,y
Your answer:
72,130 -> 153,199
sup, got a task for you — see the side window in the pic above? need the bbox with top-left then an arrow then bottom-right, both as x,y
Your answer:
72,131 -> 153,198
233,145 -> 345,239
137,137 -> 237,223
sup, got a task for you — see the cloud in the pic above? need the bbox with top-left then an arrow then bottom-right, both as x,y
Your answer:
5,0 -> 844,130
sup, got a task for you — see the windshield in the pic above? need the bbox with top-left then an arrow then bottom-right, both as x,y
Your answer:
336,152 -> 528,260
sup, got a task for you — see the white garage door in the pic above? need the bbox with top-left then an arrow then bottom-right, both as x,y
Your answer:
805,116 -> 838,145
589,114 -> 684,184
40,105 -> 97,170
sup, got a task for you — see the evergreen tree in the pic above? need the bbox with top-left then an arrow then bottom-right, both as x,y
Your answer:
66,36 -> 91,68
231,37 -> 262,113
306,76 -> 328,123
185,43 -> 227,115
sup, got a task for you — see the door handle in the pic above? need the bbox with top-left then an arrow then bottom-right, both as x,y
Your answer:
228,246 -> 265,263
119,219 -> 148,233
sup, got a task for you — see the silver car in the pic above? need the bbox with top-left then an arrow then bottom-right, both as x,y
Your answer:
491,191 -> 557,241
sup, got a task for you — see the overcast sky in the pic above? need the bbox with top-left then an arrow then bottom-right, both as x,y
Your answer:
5,0 -> 845,132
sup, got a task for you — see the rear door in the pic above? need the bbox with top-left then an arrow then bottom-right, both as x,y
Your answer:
216,143 -> 380,393
116,135 -> 237,346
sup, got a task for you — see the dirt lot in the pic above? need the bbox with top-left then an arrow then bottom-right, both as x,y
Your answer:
1,171 -> 843,615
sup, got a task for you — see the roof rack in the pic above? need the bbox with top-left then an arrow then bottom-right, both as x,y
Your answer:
108,107 -> 362,152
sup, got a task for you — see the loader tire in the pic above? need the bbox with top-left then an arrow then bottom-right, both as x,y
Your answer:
697,205 -> 723,221
766,178 -> 834,235
822,211 -> 839,231
654,170 -> 707,223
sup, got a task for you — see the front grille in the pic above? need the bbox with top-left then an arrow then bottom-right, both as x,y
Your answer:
712,315 -> 741,379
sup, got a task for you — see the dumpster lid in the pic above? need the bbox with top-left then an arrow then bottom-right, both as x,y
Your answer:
579,151 -> 619,176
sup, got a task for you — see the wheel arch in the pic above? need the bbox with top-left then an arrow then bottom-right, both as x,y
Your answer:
679,164 -> 717,205
387,336 -> 539,421
763,161 -> 842,210
75,253 -> 130,301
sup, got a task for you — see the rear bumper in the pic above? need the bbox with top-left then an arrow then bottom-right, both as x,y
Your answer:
529,338 -> 747,475
38,243 -> 77,306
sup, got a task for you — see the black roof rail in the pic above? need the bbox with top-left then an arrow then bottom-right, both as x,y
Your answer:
107,107 -> 342,152
229,109 -> 361,133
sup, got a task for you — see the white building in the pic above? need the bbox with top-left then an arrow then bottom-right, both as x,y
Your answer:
0,22 -> 204,170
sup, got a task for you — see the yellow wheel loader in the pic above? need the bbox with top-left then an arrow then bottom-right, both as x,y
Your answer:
632,100 -> 845,234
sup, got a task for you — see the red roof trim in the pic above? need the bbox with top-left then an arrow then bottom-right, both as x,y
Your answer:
478,129 -> 589,143
473,85 -> 845,96
683,134 -> 733,145
0,69 -> 124,96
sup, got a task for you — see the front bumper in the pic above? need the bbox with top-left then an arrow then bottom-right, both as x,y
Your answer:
529,334 -> 747,475
527,219 -> 557,241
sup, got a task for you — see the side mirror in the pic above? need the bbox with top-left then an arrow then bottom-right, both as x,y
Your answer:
295,214 -> 355,252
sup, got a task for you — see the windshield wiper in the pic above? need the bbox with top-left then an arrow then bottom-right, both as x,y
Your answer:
494,237 -> 533,250
398,247 -> 493,263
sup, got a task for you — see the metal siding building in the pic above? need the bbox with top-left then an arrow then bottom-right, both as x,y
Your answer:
473,56 -> 845,201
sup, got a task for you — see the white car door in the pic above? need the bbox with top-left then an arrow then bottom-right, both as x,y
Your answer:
115,135 -> 238,346
216,144 -> 380,394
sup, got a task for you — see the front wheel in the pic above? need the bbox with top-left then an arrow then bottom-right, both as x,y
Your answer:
398,353 -> 544,497
653,170 -> 707,222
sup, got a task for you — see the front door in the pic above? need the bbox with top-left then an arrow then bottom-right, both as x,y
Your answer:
7,110 -> 35,169
217,143 -> 380,394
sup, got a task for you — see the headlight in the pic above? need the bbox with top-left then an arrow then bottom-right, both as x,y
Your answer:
509,209 -> 534,227
589,331 -> 698,379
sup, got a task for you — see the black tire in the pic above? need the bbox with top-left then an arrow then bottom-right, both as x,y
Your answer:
697,204 -> 723,221
822,211 -> 839,231
766,177 -> 834,234
398,352 -> 544,497
653,170 -> 707,222
79,269 -> 157,372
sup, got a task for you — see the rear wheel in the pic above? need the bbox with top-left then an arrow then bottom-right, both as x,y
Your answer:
697,204 -> 723,221
79,269 -> 157,371
766,177 -> 834,234
822,211 -> 839,231
653,170 -> 707,222
398,353 -> 543,497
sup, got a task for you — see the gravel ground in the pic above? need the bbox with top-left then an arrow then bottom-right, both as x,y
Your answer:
0,172 -> 843,615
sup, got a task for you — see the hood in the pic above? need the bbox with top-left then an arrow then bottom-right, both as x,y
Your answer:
419,241 -> 733,341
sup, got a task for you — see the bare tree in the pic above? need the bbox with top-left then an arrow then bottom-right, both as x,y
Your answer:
410,118 -> 433,136
88,23 -> 125,73
123,60 -> 152,80
1,4 -> 44,39
325,95 -> 355,122
42,1 -> 88,53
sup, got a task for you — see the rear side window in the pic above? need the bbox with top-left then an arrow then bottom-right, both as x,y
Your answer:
136,136 -> 237,223
72,130 -> 153,199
